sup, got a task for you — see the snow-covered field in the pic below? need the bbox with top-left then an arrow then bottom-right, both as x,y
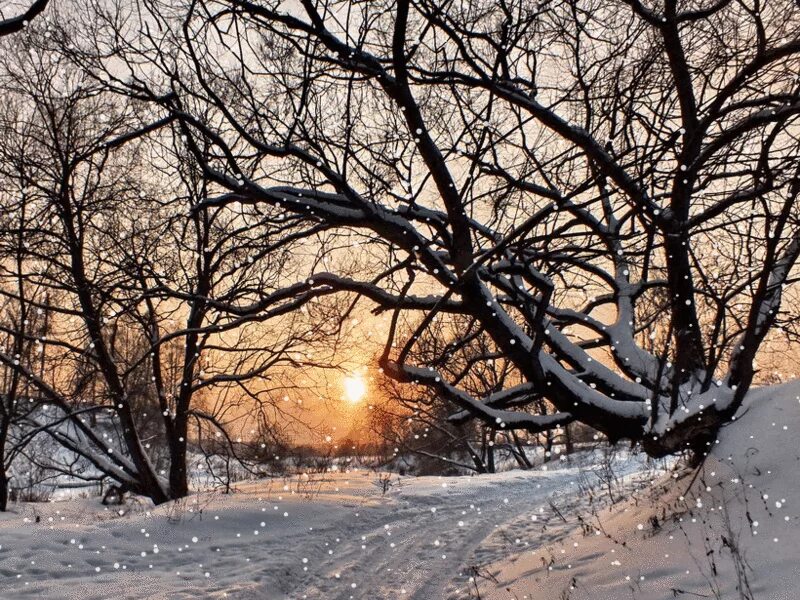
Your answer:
2,382 -> 798,600
0,450 -> 658,599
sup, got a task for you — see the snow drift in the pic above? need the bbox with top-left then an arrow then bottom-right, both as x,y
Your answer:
477,382 -> 800,600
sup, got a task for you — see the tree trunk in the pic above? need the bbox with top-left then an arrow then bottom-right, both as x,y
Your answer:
464,441 -> 487,474
0,422 -> 8,511
543,429 -> 554,462
564,423 -> 575,456
486,430 -> 496,474
168,422 -> 189,499
0,470 -> 8,512
511,432 -> 533,469
641,409 -> 727,464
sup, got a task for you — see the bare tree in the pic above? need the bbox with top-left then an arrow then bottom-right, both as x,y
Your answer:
0,197 -> 52,510
0,32 -> 346,503
52,0 -> 800,462
373,316 -> 552,473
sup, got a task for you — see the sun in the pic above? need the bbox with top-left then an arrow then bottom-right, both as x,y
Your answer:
343,374 -> 367,403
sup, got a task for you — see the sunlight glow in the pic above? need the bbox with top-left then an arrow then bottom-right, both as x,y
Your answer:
343,374 -> 367,403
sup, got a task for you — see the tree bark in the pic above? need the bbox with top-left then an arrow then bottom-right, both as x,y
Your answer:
511,432 -> 533,469
168,418 -> 189,499
0,470 -> 9,512
486,430 -> 496,474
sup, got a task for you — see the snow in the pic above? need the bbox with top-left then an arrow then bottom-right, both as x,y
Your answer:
3,382 -> 796,599
468,381 -> 800,599
0,450 -> 658,599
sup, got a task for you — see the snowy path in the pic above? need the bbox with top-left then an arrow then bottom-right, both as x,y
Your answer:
0,453 -> 653,599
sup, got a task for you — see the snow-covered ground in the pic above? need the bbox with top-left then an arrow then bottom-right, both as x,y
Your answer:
4,381 -> 797,600
471,382 -> 800,600
0,450 -> 659,599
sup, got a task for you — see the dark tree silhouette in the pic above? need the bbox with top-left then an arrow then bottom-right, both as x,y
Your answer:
0,35 -> 347,503
35,0 -> 800,459
0,0 -> 50,37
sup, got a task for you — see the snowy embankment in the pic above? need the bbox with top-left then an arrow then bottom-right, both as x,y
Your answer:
471,382 -> 800,600
0,449 -> 658,599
